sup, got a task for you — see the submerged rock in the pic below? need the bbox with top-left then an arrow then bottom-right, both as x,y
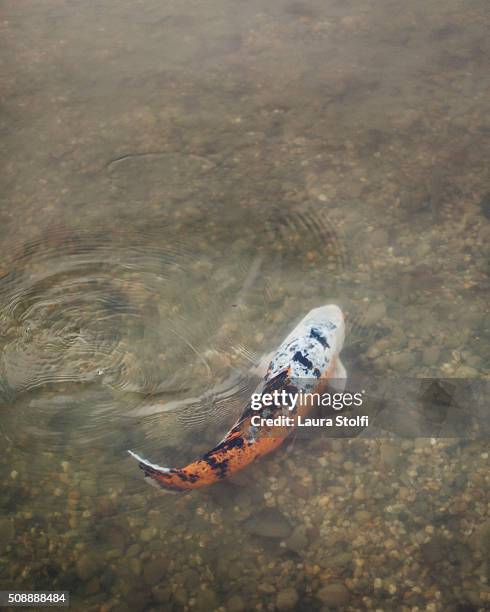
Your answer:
422,346 -> 440,366
468,519 -> 490,554
195,588 -> 219,612
285,527 -> 308,553
243,508 -> 292,539
317,583 -> 350,607
389,351 -> 416,371
276,587 -> 299,610
143,557 -> 168,584
226,594 -> 246,612
421,536 -> 448,565
363,302 -> 387,326
75,553 -> 101,582
0,518 -> 15,548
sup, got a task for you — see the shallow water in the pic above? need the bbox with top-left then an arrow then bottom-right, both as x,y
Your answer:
1,1 -> 489,611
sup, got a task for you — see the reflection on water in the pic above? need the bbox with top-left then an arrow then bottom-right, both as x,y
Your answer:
1,0 -> 488,610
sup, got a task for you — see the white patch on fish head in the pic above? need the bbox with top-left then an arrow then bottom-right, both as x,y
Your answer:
266,304 -> 346,380
305,304 -> 345,354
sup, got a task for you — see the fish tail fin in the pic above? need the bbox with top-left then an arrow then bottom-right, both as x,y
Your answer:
128,450 -> 185,492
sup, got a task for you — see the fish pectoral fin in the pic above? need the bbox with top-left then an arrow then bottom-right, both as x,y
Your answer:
250,351 -> 275,379
329,358 -> 347,392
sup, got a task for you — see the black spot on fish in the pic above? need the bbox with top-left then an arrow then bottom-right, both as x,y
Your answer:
313,368 -> 321,378
210,434 -> 245,454
293,351 -> 313,370
310,328 -> 329,348
172,470 -> 199,483
204,455 -> 229,478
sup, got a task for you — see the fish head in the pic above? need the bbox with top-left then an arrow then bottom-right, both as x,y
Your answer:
303,304 -> 345,354
266,304 -> 346,381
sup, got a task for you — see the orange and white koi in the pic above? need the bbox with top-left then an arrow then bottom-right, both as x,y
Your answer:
128,304 -> 346,491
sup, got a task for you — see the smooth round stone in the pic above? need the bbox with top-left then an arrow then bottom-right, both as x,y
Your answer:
276,587 -> 299,611
363,302 -> 387,326
194,588 -> 218,612
243,508 -> 292,539
142,557 -> 168,584
75,553 -> 101,582
317,583 -> 350,607
0,518 -> 14,547
421,536 -> 448,564
285,527 -> 308,553
354,510 -> 372,523
226,595 -> 246,612
422,346 -> 440,366
140,527 -> 156,542
380,443 -> 401,468
389,351 -> 416,371
468,519 -> 490,552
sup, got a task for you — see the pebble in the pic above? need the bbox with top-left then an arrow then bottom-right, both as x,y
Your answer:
173,588 -> 188,607
195,588 -> 218,612
380,442 -> 401,469
130,558 -> 142,575
353,486 -> 366,501
290,480 -> 312,498
106,526 -> 126,550
389,351 -> 416,371
354,510 -> 372,523
421,536 -> 447,565
285,527 -> 308,553
152,585 -> 172,604
142,557 -> 168,584
276,587 -> 299,611
243,508 -> 292,539
140,527 -> 156,542
460,308 -> 482,329
226,594 -> 246,612
468,519 -> 490,553
422,346 -> 440,366
84,576 -> 100,596
75,553 -> 101,582
321,552 -> 353,571
0,518 -> 14,549
370,229 -> 389,247
455,364 -> 479,377
317,583 -> 350,607
466,590 -> 484,607
363,302 -> 387,326
126,544 -> 141,557
95,496 -> 115,518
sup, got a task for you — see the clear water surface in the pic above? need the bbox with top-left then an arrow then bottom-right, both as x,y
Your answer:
0,1 -> 488,611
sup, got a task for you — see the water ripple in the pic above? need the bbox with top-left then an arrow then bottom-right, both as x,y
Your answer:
0,204 -> 349,473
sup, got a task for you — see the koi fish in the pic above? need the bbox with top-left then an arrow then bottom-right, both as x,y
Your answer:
128,304 -> 346,491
